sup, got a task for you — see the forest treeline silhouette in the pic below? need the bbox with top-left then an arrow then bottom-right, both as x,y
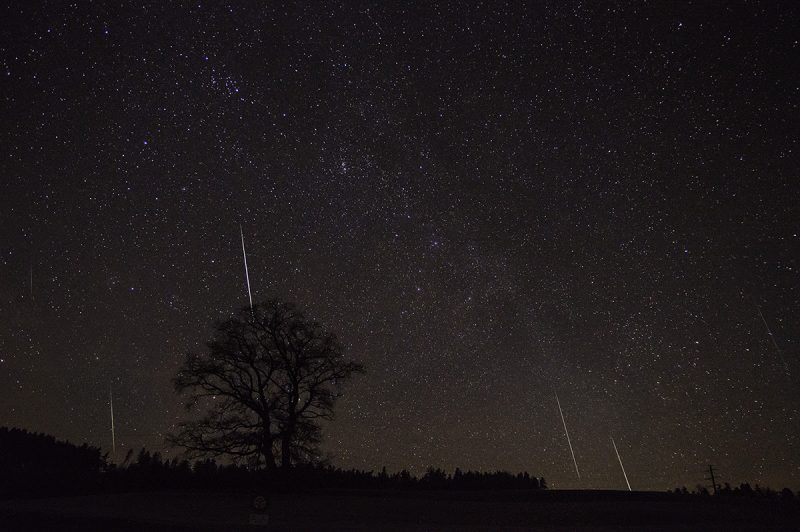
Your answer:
0,427 -> 548,497
2,427 -> 798,504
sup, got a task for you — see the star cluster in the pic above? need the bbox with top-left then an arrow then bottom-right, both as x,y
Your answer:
1,2 -> 797,490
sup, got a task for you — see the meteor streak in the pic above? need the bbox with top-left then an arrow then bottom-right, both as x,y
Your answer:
240,225 -> 254,314
611,435 -> 631,491
756,304 -> 790,374
554,390 -> 580,479
109,387 -> 116,460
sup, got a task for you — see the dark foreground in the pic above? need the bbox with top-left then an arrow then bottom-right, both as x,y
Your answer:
1,490 -> 798,531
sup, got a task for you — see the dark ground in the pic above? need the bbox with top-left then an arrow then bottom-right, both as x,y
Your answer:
1,490 -> 798,531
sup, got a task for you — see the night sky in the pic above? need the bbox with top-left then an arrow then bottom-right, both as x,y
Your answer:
1,2 -> 798,491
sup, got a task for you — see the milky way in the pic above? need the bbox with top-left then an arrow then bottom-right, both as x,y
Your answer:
1,2 -> 797,490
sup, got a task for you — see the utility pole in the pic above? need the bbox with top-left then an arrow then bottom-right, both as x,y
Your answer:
705,464 -> 718,495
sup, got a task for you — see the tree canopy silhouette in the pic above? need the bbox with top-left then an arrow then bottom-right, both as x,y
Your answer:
168,300 -> 364,471
0,427 -> 105,496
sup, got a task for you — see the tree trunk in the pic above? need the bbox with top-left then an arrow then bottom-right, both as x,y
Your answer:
280,421 -> 294,470
263,448 -> 277,471
262,418 -> 277,471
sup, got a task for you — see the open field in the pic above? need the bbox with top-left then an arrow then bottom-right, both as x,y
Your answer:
1,490 -> 798,531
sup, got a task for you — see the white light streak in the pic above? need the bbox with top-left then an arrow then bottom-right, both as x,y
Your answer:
555,390 -> 580,479
110,386 -> 116,459
611,435 -> 631,491
756,304 -> 790,375
240,224 -> 254,313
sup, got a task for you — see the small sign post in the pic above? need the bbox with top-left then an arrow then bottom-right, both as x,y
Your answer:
248,493 -> 270,527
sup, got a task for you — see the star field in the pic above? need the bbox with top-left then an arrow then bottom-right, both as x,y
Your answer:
1,2 -> 798,491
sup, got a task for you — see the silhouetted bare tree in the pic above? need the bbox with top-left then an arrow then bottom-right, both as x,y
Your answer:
168,300 -> 364,471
